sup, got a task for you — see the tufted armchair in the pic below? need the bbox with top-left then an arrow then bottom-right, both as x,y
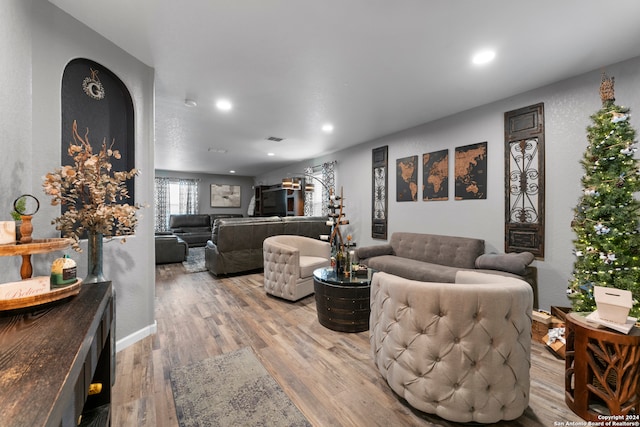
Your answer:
370,270 -> 533,423
263,235 -> 331,301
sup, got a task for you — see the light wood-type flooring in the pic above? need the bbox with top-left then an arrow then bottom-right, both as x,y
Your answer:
112,263 -> 583,426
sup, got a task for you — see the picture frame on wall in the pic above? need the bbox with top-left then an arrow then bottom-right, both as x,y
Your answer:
454,142 -> 487,200
423,149 -> 449,201
210,184 -> 241,208
396,155 -> 418,202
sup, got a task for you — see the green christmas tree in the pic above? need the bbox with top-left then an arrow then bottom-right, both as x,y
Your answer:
568,74 -> 640,317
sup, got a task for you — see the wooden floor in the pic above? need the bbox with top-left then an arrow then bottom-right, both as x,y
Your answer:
111,263 -> 583,426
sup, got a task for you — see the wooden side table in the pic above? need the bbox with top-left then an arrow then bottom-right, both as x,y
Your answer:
313,267 -> 374,333
565,312 -> 640,420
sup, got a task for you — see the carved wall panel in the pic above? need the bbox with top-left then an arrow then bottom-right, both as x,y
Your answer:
504,103 -> 545,258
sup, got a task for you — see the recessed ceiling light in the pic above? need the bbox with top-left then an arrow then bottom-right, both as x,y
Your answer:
216,99 -> 233,111
229,170 -> 236,174
321,123 -> 334,133
267,152 -> 275,156
184,99 -> 197,107
472,50 -> 496,65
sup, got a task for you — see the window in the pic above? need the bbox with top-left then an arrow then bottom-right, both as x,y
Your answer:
169,183 -> 181,215
154,177 -> 199,231
303,162 -> 336,217
309,170 -> 324,217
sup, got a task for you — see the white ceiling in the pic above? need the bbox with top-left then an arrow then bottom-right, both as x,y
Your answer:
48,0 -> 640,176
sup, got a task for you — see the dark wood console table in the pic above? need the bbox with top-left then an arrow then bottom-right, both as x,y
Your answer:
565,312 -> 640,420
0,282 -> 114,427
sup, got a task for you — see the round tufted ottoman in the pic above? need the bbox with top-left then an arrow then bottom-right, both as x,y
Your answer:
370,270 -> 533,423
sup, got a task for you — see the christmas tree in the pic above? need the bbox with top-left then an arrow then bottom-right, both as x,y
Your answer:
568,74 -> 640,317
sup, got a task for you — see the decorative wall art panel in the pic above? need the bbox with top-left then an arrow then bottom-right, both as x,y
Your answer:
454,142 -> 487,200
422,149 -> 449,201
396,155 -> 418,202
504,103 -> 545,258
372,146 -> 388,239
210,184 -> 241,208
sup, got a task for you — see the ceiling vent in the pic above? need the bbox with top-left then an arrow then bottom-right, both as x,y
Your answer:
208,147 -> 228,154
266,136 -> 284,142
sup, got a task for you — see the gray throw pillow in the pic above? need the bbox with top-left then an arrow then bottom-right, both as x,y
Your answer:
475,252 -> 534,275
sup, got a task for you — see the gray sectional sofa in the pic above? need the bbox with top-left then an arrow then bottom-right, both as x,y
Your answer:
204,216 -> 331,276
168,213 -> 243,247
357,231 -> 538,308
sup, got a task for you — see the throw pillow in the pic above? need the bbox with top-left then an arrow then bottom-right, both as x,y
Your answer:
475,252 -> 534,275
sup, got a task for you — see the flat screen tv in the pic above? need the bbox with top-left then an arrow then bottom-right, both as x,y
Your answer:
261,188 -> 286,216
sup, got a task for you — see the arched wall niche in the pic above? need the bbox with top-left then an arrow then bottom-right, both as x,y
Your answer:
61,58 -> 135,203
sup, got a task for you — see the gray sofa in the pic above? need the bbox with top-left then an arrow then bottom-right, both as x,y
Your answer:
357,232 -> 538,308
169,213 -> 243,247
205,216 -> 331,276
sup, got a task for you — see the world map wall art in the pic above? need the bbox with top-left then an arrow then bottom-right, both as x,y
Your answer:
396,155 -> 418,201
454,142 -> 487,200
423,149 -> 449,201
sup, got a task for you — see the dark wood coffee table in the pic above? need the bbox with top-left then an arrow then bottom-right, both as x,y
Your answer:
313,267 -> 374,333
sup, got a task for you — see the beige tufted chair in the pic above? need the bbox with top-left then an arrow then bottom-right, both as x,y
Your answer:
263,235 -> 331,301
370,270 -> 533,423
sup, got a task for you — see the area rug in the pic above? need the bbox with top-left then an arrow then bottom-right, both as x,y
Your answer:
182,247 -> 207,273
170,347 -> 311,427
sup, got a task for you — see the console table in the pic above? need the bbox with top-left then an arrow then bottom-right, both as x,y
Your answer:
0,282 -> 114,427
565,312 -> 640,420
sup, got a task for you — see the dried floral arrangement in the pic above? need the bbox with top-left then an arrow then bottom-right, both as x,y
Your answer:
43,120 -> 141,251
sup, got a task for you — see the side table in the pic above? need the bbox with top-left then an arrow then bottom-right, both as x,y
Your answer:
565,312 -> 640,420
313,267 -> 374,333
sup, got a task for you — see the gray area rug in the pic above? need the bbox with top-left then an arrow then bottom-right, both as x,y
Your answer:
182,247 -> 207,273
170,347 -> 311,427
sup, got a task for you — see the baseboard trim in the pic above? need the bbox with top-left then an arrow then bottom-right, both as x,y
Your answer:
115,320 -> 157,353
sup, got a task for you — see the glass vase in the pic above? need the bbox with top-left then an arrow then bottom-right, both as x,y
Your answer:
85,232 -> 106,283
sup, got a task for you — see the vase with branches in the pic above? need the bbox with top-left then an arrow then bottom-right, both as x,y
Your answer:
42,120 -> 141,282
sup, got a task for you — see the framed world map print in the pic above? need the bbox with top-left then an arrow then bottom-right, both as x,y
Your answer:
455,142 -> 487,200
423,149 -> 448,201
396,155 -> 418,202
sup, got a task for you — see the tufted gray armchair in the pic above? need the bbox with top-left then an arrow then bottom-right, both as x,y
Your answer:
263,235 -> 331,301
370,270 -> 533,423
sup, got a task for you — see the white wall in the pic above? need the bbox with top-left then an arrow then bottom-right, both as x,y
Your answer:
0,1 -> 32,276
257,56 -> 640,312
1,0 -> 156,350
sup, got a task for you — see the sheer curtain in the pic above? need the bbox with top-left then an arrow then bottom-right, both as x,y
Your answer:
154,177 -> 170,232
154,177 -> 199,232
179,179 -> 198,214
321,161 -> 336,217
